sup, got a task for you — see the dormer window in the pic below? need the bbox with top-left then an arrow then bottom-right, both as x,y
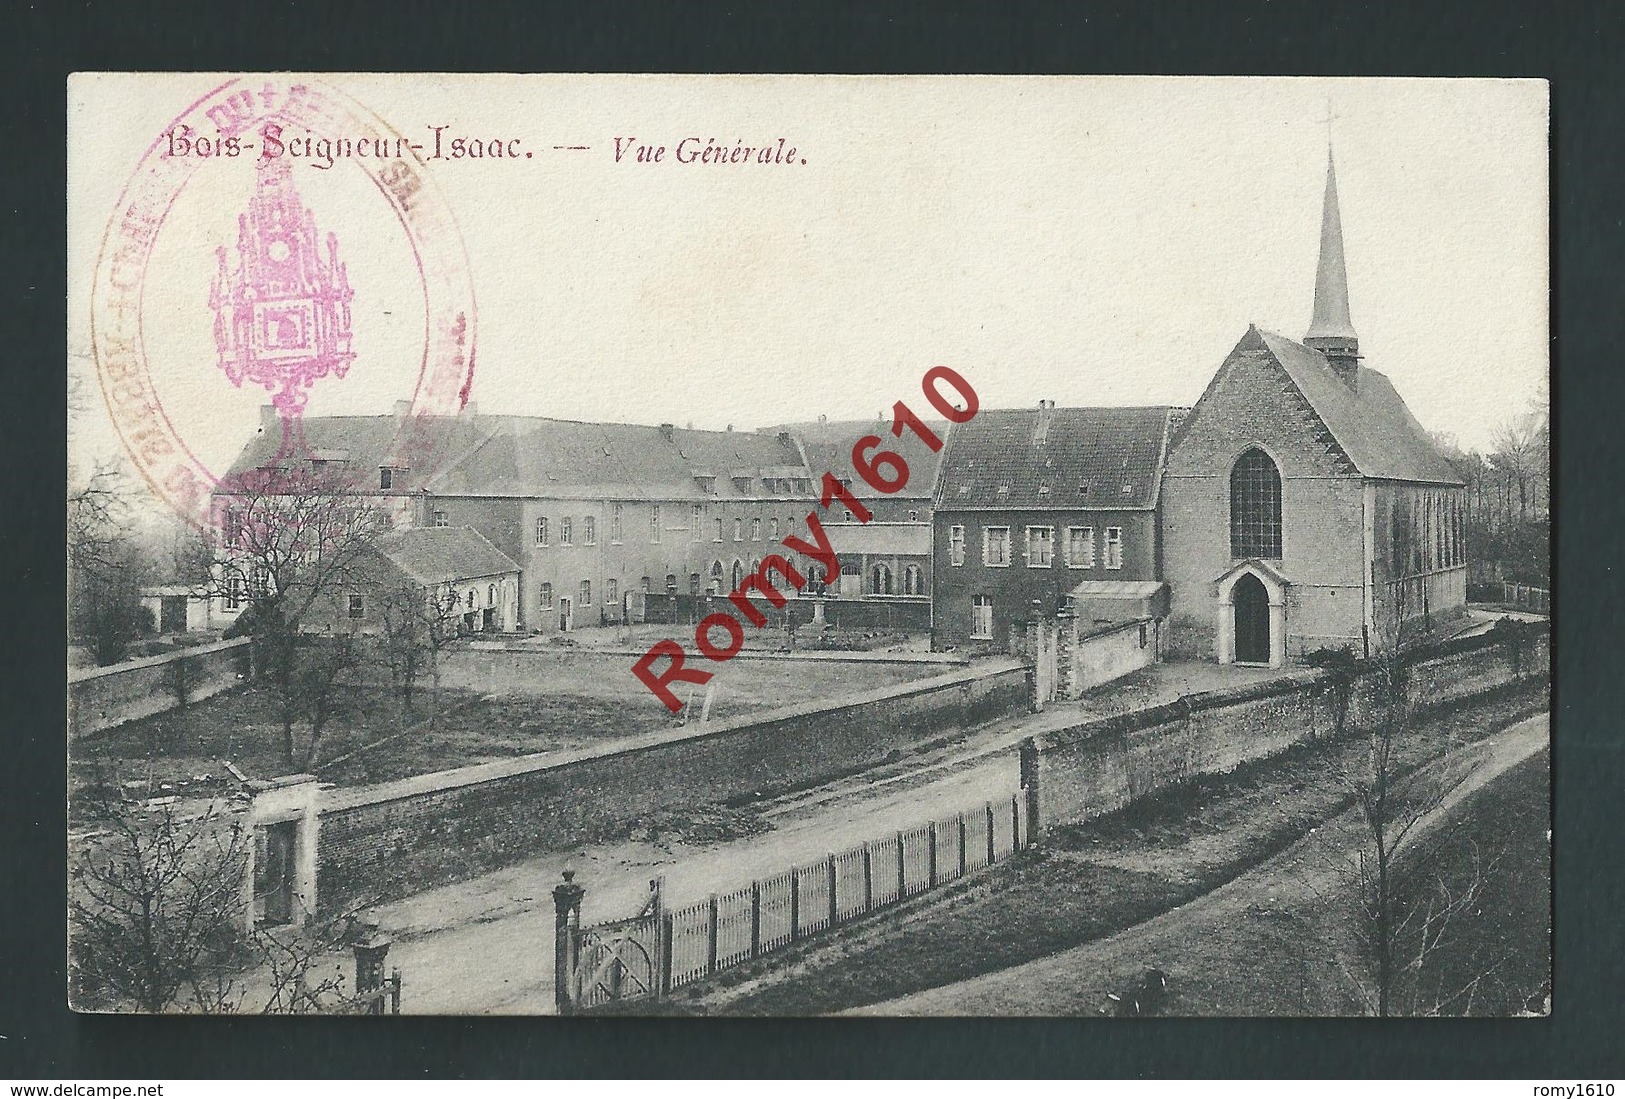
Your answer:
1121,484 -> 1133,497
379,466 -> 406,490
732,476 -> 753,494
695,476 -> 717,495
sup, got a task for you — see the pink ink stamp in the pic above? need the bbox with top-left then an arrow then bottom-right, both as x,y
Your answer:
90,76 -> 479,531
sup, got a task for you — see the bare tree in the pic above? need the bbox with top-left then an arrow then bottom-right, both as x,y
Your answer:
68,461 -> 152,665
206,464 -> 382,770
70,781 -> 365,1014
69,795 -> 251,1012
372,579 -> 462,728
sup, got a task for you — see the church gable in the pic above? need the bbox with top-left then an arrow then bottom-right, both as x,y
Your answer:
1167,326 -> 1358,480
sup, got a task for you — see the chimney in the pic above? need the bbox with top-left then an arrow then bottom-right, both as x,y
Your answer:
659,423 -> 675,442
1034,399 -> 1055,445
777,431 -> 792,447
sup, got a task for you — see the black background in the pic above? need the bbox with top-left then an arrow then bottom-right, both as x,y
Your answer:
3,0 -> 1618,1079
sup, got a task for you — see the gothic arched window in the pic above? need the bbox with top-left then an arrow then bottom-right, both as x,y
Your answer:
1230,448 -> 1282,559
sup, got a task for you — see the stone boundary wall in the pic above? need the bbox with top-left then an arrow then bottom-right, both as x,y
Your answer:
69,637 -> 253,737
314,658 -> 1029,915
1068,618 -> 1159,698
638,592 -> 931,633
1024,622 -> 1550,833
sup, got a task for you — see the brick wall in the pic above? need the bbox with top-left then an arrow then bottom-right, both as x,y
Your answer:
69,637 -> 254,736
932,508 -> 1157,651
1025,623 -> 1548,831
313,658 -> 1029,914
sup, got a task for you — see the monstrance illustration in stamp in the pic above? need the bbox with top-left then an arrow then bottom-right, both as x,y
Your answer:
67,74 -> 1550,1017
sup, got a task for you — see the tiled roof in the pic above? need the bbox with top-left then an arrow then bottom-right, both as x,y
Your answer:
1254,329 -> 1464,485
933,406 -> 1177,511
224,412 -> 814,501
372,526 -> 519,586
768,419 -> 948,500
425,418 -> 809,500
222,412 -> 500,492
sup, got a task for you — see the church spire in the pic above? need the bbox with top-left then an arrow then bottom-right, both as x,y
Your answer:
1303,147 -> 1360,382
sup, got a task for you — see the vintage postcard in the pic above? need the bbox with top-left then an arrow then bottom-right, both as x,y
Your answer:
67,74 -> 1549,1016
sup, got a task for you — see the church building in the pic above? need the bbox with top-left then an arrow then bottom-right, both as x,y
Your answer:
1161,151 -> 1467,666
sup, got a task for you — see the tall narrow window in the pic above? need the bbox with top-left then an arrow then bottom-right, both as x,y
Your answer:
606,579 -> 618,605
610,503 -> 624,543
1104,527 -> 1124,570
649,505 -> 662,543
949,525 -> 965,566
983,526 -> 1010,567
971,595 -> 994,640
560,517 -> 573,546
583,516 -> 596,545
691,504 -> 704,541
580,580 -> 591,606
539,582 -> 553,609
1066,527 -> 1095,568
1229,447 -> 1282,559
535,517 -> 549,546
1026,526 -> 1054,568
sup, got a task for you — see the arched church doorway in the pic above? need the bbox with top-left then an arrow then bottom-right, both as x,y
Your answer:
1233,573 -> 1271,664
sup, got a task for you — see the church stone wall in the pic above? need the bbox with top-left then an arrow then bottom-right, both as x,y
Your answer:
1163,339 -> 1368,658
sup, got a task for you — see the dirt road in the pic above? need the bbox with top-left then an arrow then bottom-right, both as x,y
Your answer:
373,708 -> 1038,1013
851,711 -> 1549,1016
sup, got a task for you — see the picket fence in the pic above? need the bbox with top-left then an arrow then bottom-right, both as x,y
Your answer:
568,793 -> 1026,1010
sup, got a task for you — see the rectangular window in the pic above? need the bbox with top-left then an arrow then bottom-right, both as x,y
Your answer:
971,595 -> 994,640
751,518 -> 762,541
769,517 -> 780,541
650,505 -> 662,543
734,518 -> 743,541
580,580 -> 591,606
1066,527 -> 1095,568
225,575 -> 243,610
539,582 -> 553,609
348,594 -> 365,620
535,516 -> 549,546
433,510 -> 448,528
949,525 -> 965,566
584,516 -> 596,545
610,503 -> 624,544
692,504 -> 704,541
641,576 -> 651,594
714,518 -> 724,542
606,578 -> 618,605
1026,526 -> 1054,568
983,526 -> 1010,567
379,468 -> 394,490
224,508 -> 243,548
1105,527 -> 1124,570
560,517 -> 573,546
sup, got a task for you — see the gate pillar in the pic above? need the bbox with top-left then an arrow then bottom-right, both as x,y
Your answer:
552,868 -> 586,1016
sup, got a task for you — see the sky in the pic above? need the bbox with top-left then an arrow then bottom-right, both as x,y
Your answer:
68,75 -> 1548,513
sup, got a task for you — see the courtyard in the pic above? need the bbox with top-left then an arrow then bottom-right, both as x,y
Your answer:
70,642 -> 958,812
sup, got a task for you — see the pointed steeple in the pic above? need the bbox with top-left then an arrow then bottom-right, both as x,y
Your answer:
1303,148 -> 1360,382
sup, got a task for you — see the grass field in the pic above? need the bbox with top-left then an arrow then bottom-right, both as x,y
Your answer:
71,646 -> 948,806
676,683 -> 1548,1016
